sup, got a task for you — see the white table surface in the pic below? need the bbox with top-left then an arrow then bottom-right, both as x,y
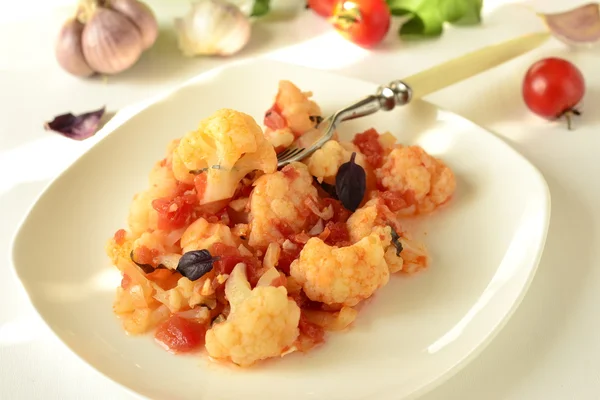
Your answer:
1,0 -> 599,399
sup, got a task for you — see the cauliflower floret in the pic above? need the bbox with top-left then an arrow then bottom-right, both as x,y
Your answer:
263,81 -> 322,149
375,145 -> 456,214
305,140 -> 369,183
174,109 -> 277,205
205,264 -> 300,366
248,162 -> 320,249
347,198 -> 428,274
128,160 -> 179,236
290,233 -> 390,307
180,218 -> 239,253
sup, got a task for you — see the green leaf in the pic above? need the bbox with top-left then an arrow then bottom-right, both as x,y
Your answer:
251,0 -> 270,17
387,0 -> 483,39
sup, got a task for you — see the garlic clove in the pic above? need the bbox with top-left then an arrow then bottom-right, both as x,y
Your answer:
82,8 -> 144,75
55,18 -> 95,77
109,0 -> 159,50
175,0 -> 251,57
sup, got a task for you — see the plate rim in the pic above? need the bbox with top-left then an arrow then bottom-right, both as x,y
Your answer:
9,57 -> 551,400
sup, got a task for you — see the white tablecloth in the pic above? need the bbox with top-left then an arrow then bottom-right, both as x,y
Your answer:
1,0 -> 599,398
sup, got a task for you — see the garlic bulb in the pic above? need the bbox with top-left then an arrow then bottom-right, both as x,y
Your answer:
175,0 -> 251,57
55,0 -> 159,77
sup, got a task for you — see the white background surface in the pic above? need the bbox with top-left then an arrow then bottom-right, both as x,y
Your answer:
1,0 -> 598,399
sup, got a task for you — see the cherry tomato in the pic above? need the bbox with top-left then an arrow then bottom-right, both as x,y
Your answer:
307,0 -> 337,17
329,0 -> 391,48
522,57 -> 585,129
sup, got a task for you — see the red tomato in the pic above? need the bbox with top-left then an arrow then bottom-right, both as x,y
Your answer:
264,103 -> 287,131
308,0 -> 337,17
522,57 -> 585,129
154,315 -> 206,353
152,187 -> 197,231
113,229 -> 126,245
352,128 -> 384,168
330,0 -> 391,48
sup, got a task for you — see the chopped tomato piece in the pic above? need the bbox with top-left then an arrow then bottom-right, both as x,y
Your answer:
133,246 -> 160,266
155,315 -> 207,353
211,243 -> 262,286
113,229 -> 126,245
379,190 -> 416,212
324,221 -> 350,246
152,185 -> 197,231
299,312 -> 325,343
194,173 -> 208,203
353,128 -> 385,168
120,274 -> 132,289
264,104 -> 287,130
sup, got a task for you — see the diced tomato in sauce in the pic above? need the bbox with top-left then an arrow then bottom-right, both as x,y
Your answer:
291,290 -> 322,310
264,104 -> 287,131
211,243 -> 262,286
275,220 -> 296,238
277,246 -> 302,275
323,221 -> 351,247
113,229 -> 126,246
379,190 -> 416,212
353,128 -> 385,168
133,246 -> 160,267
322,198 -> 351,223
152,183 -> 197,231
155,315 -> 207,353
194,173 -> 208,203
120,273 -> 132,289
298,313 -> 325,344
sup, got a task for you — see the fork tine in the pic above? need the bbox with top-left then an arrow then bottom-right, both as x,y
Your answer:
276,148 -> 292,159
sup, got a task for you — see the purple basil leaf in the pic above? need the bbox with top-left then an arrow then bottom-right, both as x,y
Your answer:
177,249 -> 220,281
44,106 -> 106,140
335,152 -> 366,212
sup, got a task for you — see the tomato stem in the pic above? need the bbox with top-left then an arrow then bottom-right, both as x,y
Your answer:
562,108 -> 581,130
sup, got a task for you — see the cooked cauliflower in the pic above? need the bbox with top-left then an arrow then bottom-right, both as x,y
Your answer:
264,81 -> 322,149
347,198 -> 428,274
290,233 -> 389,307
128,160 -> 179,236
248,162 -> 320,249
346,198 -> 394,244
306,140 -> 369,183
375,145 -> 456,214
174,109 -> 277,205
205,263 -> 300,366
180,217 -> 239,253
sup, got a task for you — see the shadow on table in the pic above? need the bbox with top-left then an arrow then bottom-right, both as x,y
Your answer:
421,172 -> 595,400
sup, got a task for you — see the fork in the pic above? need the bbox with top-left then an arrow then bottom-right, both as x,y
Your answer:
276,31 -> 551,168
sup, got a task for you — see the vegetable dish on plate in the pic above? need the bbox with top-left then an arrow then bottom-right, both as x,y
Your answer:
105,80 -> 456,367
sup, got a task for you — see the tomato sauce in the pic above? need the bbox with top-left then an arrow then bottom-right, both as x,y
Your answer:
353,128 -> 385,168
211,243 -> 262,286
155,315 -> 207,353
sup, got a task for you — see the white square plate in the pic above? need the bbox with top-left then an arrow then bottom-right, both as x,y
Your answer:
11,59 -> 550,400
